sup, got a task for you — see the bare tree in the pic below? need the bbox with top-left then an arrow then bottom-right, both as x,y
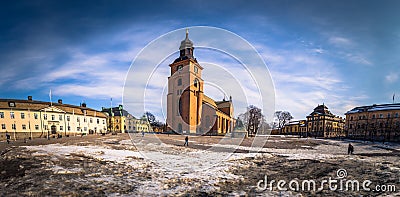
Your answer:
145,111 -> 156,126
238,105 -> 264,136
274,111 -> 293,134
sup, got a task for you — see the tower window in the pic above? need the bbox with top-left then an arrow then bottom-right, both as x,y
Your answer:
194,66 -> 198,73
177,65 -> 183,71
194,78 -> 199,88
177,99 -> 182,116
178,78 -> 182,86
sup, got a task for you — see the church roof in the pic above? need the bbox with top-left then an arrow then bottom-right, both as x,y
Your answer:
216,100 -> 232,108
203,95 -> 217,108
179,29 -> 194,50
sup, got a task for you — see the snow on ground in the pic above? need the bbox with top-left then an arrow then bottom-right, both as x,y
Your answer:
22,136 -> 399,196
27,144 -> 144,162
24,141 -> 256,195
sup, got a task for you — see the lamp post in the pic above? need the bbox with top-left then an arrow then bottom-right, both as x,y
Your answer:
28,107 -> 32,140
13,120 -> 16,141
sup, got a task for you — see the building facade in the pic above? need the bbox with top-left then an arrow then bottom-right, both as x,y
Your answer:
102,105 -> 128,133
0,96 -> 107,140
102,106 -> 151,133
279,104 -> 345,138
126,115 -> 150,133
282,120 -> 307,136
345,103 -> 400,142
306,104 -> 345,138
166,30 -> 234,135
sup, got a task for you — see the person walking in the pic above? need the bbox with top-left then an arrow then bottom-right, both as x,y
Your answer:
184,136 -> 189,146
6,132 -> 10,144
348,143 -> 354,155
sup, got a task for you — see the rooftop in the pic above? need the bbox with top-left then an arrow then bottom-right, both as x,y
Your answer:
0,98 -> 106,118
346,103 -> 400,114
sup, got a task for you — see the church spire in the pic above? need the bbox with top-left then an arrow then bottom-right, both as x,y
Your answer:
179,28 -> 194,50
177,28 -> 195,60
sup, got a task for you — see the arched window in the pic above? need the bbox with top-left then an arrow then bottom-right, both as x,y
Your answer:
178,78 -> 182,86
205,115 -> 210,128
178,123 -> 182,132
177,65 -> 183,71
194,78 -> 199,88
177,100 -> 182,116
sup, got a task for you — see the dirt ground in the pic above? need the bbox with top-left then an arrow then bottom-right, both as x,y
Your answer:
0,133 -> 399,196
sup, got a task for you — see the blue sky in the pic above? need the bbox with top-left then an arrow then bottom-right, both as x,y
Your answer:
1,0 -> 399,121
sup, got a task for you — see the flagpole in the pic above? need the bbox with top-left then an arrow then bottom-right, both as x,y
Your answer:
49,89 -> 52,106
110,98 -> 113,133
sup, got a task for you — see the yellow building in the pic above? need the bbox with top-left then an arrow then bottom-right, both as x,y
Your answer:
282,120 -> 307,136
345,103 -> 400,142
102,105 -> 128,133
0,96 -> 107,140
166,30 -> 234,135
306,104 -> 345,138
126,115 -> 150,133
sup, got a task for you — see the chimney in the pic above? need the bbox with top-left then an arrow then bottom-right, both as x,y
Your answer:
58,99 -> 62,104
27,96 -> 32,101
82,103 -> 87,108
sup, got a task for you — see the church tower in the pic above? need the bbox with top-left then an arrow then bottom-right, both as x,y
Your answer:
167,30 -> 204,134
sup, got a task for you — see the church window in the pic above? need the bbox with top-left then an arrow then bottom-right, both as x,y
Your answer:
205,116 -> 210,128
194,66 -> 198,73
194,78 -> 199,88
178,123 -> 182,132
177,100 -> 180,116
178,78 -> 182,86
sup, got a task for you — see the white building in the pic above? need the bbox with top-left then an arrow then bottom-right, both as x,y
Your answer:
0,96 -> 107,140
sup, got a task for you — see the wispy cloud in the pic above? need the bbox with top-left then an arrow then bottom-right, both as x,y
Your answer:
329,36 -> 353,47
257,42 -> 359,119
385,72 -> 398,83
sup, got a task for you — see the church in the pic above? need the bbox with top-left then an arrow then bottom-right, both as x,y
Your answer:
166,30 -> 234,135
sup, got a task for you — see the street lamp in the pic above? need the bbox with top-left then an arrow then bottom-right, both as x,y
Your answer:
13,120 -> 16,141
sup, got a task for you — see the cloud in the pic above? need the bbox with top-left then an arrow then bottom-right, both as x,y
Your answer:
328,36 -> 353,47
385,72 -> 399,83
344,53 -> 373,66
257,43 -> 360,119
